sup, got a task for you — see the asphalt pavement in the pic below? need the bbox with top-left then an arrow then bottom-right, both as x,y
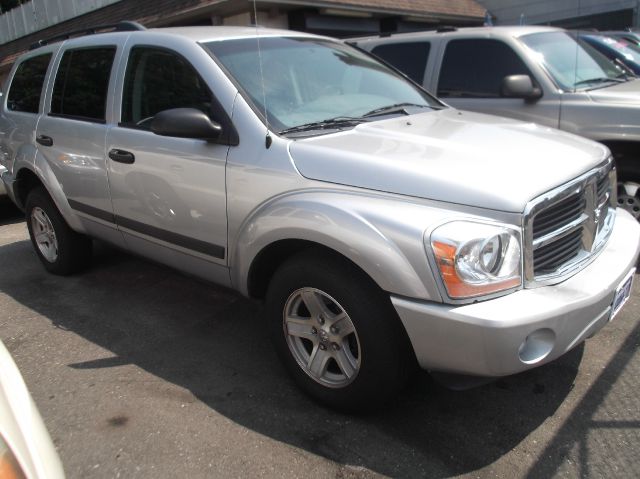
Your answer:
1,202 -> 639,478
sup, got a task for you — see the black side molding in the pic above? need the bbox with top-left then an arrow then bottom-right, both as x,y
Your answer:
67,200 -> 225,259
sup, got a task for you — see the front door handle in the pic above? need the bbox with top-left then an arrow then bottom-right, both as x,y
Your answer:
108,149 -> 135,164
36,135 -> 53,147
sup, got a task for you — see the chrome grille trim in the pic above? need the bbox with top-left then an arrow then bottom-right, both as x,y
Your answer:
532,193 -> 585,240
532,214 -> 588,249
523,157 -> 616,288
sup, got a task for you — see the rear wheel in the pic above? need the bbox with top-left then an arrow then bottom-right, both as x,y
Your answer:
25,187 -> 92,275
266,251 -> 413,412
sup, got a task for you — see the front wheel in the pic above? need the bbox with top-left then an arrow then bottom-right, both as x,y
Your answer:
266,251 -> 413,412
25,187 -> 92,275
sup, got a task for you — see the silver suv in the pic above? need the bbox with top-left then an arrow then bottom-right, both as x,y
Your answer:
1,23 -> 639,411
353,26 -> 640,218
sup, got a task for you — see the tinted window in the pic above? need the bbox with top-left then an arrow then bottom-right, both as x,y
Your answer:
51,47 -> 116,121
372,42 -> 430,84
438,39 -> 532,97
121,47 -> 212,128
7,54 -> 52,113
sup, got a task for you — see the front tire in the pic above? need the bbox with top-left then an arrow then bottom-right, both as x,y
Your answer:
25,187 -> 92,275
266,251 -> 413,412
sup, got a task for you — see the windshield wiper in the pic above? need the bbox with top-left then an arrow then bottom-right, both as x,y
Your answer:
279,117 -> 364,135
361,102 -> 432,118
574,77 -> 625,87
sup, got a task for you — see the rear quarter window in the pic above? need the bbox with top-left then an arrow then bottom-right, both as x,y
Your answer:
6,53 -> 52,113
371,42 -> 430,84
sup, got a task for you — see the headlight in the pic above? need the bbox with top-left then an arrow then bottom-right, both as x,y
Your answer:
429,221 -> 522,299
0,434 -> 26,479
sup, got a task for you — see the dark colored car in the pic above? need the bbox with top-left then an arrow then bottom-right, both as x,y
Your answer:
580,33 -> 640,75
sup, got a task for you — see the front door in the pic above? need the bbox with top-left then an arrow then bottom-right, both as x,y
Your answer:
106,45 -> 230,281
435,38 -> 561,128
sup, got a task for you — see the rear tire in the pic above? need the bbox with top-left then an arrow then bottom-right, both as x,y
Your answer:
25,187 -> 92,275
266,250 -> 413,412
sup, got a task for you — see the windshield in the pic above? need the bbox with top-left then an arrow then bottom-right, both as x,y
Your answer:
204,37 -> 440,133
583,34 -> 640,65
520,31 -> 625,91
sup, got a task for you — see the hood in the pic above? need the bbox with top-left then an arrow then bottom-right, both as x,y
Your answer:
588,78 -> 640,104
289,109 -> 608,213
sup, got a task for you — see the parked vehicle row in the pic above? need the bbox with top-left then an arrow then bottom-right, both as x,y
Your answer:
353,26 -> 640,219
1,23 -> 639,413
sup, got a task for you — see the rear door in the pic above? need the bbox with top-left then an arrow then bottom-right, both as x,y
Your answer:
36,38 -> 123,244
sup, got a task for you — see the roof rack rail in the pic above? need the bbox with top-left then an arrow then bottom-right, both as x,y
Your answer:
30,21 -> 146,50
436,26 -> 457,33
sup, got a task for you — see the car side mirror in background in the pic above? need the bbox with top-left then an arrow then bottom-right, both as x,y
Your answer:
151,108 -> 222,141
501,75 -> 543,101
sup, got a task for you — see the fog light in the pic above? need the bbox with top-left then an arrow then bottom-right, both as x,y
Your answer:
518,328 -> 555,364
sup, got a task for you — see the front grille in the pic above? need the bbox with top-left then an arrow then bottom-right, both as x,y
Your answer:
524,159 -> 615,287
533,228 -> 583,275
532,193 -> 585,240
597,174 -> 609,202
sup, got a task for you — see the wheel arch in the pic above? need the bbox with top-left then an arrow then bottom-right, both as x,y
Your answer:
247,239 -> 370,300
231,194 -> 438,302
14,166 -> 45,209
15,158 -> 85,232
599,140 -> 640,182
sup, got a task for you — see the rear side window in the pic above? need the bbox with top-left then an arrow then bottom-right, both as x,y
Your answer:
51,47 -> 116,122
371,42 -> 430,84
7,53 -> 52,113
121,47 -> 212,128
438,39 -> 532,97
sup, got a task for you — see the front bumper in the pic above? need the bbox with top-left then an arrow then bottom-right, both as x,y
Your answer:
393,209 -> 640,377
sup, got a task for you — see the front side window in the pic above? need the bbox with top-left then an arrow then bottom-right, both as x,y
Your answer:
7,53 -> 52,113
121,47 -> 213,128
438,39 -> 533,98
372,41 -> 430,84
51,47 -> 116,121
205,37 -> 439,132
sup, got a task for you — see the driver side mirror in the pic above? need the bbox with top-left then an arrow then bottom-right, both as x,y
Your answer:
151,108 -> 222,141
501,75 -> 543,101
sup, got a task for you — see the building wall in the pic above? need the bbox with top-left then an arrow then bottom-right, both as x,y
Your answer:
0,0 -> 484,85
0,0 -> 123,44
479,0 -> 639,29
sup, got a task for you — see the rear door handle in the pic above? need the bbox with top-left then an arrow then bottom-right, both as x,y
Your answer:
108,149 -> 135,164
36,135 -> 53,147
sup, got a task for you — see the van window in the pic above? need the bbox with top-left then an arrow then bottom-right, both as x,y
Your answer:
51,47 -> 116,122
121,47 -> 212,128
7,53 -> 52,113
371,42 -> 430,84
438,39 -> 532,98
